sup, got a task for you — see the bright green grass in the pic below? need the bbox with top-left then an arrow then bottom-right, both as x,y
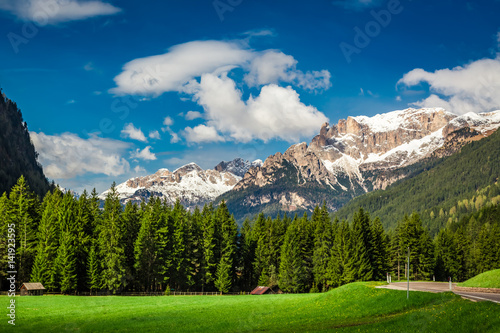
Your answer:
1,282 -> 498,332
458,269 -> 500,289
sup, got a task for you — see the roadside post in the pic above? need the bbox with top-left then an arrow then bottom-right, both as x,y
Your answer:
449,277 -> 452,291
407,247 -> 409,300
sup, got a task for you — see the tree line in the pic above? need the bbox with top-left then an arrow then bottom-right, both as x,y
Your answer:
1,176 -> 499,294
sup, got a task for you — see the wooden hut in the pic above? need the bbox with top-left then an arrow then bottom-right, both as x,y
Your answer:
250,286 -> 272,295
20,283 -> 45,296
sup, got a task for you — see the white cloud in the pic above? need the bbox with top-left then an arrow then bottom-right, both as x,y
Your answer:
110,40 -> 252,96
188,73 -> 328,143
130,146 -> 156,161
111,39 -> 331,96
332,0 -> 384,11
0,0 -> 121,25
398,57 -> 500,114
111,38 -> 331,143
242,50 -> 332,91
170,131 -> 180,144
183,125 -> 225,143
163,116 -> 174,126
185,111 -> 203,120
149,130 -> 161,140
121,123 -> 147,142
133,165 -> 146,174
31,132 -> 130,179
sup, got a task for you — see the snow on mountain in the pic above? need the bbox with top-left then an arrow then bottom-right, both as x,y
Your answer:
232,107 -> 500,215
99,162 -> 242,208
214,158 -> 263,177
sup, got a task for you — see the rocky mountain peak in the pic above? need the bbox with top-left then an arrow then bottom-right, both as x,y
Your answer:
214,158 -> 264,177
229,107 -> 500,217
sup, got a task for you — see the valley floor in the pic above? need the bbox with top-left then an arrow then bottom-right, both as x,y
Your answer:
1,282 -> 499,332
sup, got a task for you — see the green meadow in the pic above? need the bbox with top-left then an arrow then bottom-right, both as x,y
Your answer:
458,269 -> 500,289
1,282 -> 499,332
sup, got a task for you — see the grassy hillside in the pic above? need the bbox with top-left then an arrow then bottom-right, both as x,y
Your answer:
458,269 -> 500,289
336,128 -> 500,234
2,282 -> 499,332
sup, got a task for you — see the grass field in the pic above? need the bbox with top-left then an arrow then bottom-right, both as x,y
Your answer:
1,282 -> 499,332
458,269 -> 500,289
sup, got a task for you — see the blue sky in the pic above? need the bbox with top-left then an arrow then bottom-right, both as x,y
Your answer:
0,0 -> 499,193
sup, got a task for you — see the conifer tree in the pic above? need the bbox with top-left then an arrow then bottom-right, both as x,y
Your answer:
279,221 -> 307,293
99,183 -> 126,293
87,240 -> 100,294
312,203 -> 333,290
8,176 -> 40,284
201,203 -> 217,291
214,201 -> 237,293
31,190 -> 61,290
370,217 -> 388,281
351,208 -> 373,281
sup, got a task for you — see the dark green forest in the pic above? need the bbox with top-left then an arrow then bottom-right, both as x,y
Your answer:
1,176 -> 498,294
0,91 -> 52,197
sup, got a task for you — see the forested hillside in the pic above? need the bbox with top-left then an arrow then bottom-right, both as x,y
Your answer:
336,128 -> 500,235
1,177 -> 498,294
0,91 -> 52,197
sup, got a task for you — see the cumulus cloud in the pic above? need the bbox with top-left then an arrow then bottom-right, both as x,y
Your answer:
111,39 -> 331,96
245,50 -> 331,91
185,111 -> 203,120
111,39 -> 331,143
149,130 -> 161,140
183,125 -> 225,143
133,165 -> 146,174
332,0 -> 384,11
121,123 -> 147,142
186,73 -> 328,143
31,132 -> 130,179
110,40 -> 252,96
0,0 -> 121,25
163,116 -> 174,126
130,146 -> 156,160
398,57 -> 500,114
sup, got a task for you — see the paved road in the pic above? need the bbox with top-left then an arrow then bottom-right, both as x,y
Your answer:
377,282 -> 500,304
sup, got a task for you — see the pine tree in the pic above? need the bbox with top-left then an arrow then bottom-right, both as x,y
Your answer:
8,176 -> 40,284
134,198 -> 160,291
201,203 -> 217,291
214,201 -> 237,293
58,230 -> 77,294
99,183 -> 126,293
122,201 -> 141,289
351,208 -> 373,281
31,190 -> 61,290
279,221 -> 307,293
87,240 -> 100,294
312,203 -> 333,291
370,217 -> 388,281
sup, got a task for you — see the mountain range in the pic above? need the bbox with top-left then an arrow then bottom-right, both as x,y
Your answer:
100,107 -> 500,221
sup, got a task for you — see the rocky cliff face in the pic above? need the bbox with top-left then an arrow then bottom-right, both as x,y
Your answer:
227,108 -> 500,218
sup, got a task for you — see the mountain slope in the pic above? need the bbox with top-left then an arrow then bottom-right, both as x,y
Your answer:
99,159 -> 257,209
220,108 -> 500,222
0,91 -> 51,197
335,127 -> 500,234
